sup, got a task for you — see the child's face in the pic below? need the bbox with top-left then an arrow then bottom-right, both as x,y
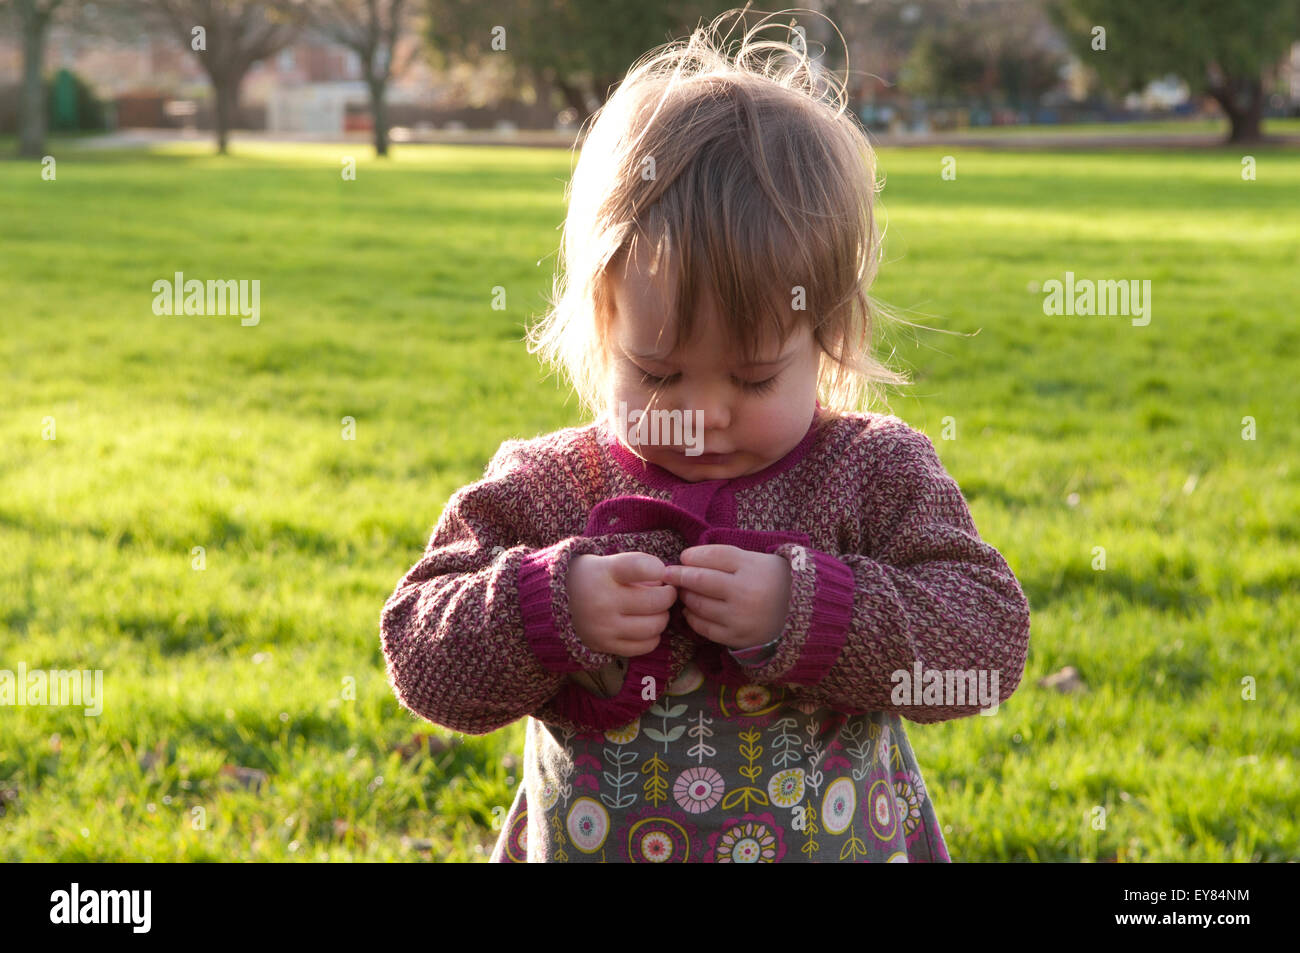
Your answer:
604,243 -> 821,482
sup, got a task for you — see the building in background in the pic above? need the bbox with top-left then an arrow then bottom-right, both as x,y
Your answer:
0,22 -> 533,136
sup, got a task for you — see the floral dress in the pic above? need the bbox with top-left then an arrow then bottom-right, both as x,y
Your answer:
490,660 -> 950,863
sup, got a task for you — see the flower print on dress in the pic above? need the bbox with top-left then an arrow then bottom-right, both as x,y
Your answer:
539,777 -> 560,812
866,777 -> 897,842
768,715 -> 803,769
685,709 -> 716,765
572,751 -> 601,794
909,767 -> 928,805
673,766 -> 725,814
802,721 -> 826,798
604,717 -> 640,745
821,777 -> 856,835
736,684 -> 772,712
877,721 -> 905,773
617,805 -> 700,863
875,723 -> 892,768
705,681 -> 786,729
767,768 -> 805,809
644,699 -> 687,752
838,719 -> 874,781
504,806 -> 528,862
719,728 -> 768,813
706,812 -> 787,863
601,721 -> 640,810
893,774 -> 922,838
556,726 -> 576,810
575,727 -> 605,746
566,797 -> 610,853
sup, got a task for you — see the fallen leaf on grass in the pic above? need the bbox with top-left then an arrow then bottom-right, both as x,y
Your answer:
1038,666 -> 1087,694
332,818 -> 368,849
218,764 -> 269,792
395,733 -> 455,762
138,740 -> 168,774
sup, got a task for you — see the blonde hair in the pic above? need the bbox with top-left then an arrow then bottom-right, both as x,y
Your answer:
526,5 -> 909,434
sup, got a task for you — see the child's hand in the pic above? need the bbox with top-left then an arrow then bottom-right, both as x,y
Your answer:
567,553 -> 678,657
661,545 -> 793,651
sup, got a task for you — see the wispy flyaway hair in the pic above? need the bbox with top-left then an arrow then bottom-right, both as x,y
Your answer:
526,5 -> 909,428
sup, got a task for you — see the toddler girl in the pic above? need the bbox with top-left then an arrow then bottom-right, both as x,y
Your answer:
380,11 -> 1030,862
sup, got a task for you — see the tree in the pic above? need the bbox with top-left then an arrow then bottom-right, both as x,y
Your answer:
3,0 -> 66,157
423,0 -> 721,125
828,0 -> 1065,108
1050,0 -> 1300,143
310,0 -> 414,157
149,0 -> 308,154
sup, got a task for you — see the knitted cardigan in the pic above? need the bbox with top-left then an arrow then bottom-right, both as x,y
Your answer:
379,407 -> 1031,738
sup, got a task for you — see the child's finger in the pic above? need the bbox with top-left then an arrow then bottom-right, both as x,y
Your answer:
664,563 -> 731,600
679,588 -> 728,622
616,614 -> 668,648
681,545 -> 743,572
607,552 -> 665,586
620,582 -> 677,616
683,607 -> 727,644
618,634 -> 662,657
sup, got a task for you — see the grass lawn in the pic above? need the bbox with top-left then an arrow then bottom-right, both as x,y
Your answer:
1,139 -> 1296,862
946,116 -> 1300,137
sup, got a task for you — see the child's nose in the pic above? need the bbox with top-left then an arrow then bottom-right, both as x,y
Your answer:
677,384 -> 732,432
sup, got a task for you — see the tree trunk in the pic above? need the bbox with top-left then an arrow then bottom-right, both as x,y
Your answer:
529,65 -> 555,115
18,1 -> 50,158
1229,79 -> 1263,145
213,73 -> 241,155
368,75 -> 389,157
554,75 -> 592,125
1209,72 -> 1264,145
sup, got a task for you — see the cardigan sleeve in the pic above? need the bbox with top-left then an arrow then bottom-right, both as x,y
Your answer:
735,423 -> 1031,724
380,438 -> 684,736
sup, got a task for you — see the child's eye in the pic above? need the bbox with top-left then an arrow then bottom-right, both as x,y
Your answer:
637,369 -> 779,394
639,371 -> 678,387
741,375 -> 779,394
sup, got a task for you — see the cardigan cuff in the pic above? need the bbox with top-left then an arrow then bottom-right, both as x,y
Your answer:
690,545 -> 853,686
518,538 -> 615,674
543,635 -> 675,730
781,549 -> 855,684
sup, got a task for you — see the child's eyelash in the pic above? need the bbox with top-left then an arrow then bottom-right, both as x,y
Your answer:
638,370 -> 779,394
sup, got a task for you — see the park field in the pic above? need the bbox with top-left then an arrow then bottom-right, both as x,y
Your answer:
0,139 -> 1297,861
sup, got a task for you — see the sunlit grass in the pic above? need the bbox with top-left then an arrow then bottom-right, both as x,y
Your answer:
1,141 -> 1296,861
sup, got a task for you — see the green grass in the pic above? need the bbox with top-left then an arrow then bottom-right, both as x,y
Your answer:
1,140 -> 1297,862
946,116 -> 1300,137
